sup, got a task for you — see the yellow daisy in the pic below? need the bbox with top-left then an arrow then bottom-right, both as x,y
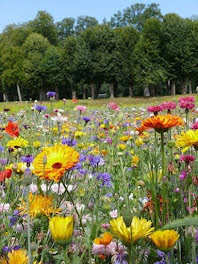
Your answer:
150,230 -> 180,251
176,129 -> 198,152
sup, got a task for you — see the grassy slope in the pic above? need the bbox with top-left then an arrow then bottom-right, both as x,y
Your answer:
1,94 -> 197,112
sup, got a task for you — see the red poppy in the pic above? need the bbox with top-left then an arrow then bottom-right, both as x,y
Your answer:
5,121 -> 19,137
0,169 -> 12,182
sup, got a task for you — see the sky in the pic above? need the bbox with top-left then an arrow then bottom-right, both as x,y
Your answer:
0,0 -> 198,32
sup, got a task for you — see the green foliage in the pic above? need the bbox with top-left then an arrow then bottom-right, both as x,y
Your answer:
162,216 -> 198,229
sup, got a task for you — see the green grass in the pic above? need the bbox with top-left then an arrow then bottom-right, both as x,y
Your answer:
1,94 -> 197,112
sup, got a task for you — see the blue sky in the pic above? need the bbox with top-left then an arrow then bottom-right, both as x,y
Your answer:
0,0 -> 198,32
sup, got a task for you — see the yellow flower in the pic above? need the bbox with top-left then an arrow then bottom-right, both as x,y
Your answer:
7,249 -> 28,264
132,155 -> 139,166
176,129 -> 198,152
33,144 -> 79,181
74,131 -> 86,138
120,135 -> 132,142
150,230 -> 180,251
33,141 -> 41,148
110,216 -> 154,245
18,193 -> 61,217
7,137 -> 29,149
49,216 -> 74,244
135,138 -> 143,146
118,144 -> 126,150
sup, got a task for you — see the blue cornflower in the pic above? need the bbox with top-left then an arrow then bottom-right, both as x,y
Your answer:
35,105 -> 47,112
82,116 -> 90,123
97,172 -> 112,188
46,91 -> 56,98
62,137 -> 77,147
87,155 -> 100,167
20,155 -> 34,163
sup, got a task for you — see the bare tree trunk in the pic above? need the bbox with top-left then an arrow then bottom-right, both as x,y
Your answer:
3,92 -> 8,102
91,83 -> 96,99
17,83 -> 22,102
181,79 -> 186,94
188,80 -> 192,94
55,87 -> 59,100
149,86 -> 156,96
72,90 -> 76,98
144,85 -> 150,97
109,83 -> 114,98
171,80 -> 176,95
129,85 -> 133,97
83,86 -> 86,99
39,88 -> 46,101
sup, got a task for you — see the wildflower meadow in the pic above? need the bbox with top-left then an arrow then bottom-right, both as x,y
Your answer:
0,93 -> 198,264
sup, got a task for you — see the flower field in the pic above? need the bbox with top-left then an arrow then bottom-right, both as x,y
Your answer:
0,95 -> 198,264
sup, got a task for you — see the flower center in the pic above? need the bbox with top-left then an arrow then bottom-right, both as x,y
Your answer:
52,162 -> 62,169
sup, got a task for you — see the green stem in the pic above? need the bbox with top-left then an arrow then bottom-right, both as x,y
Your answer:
61,180 -> 85,232
161,132 -> 165,178
27,188 -> 32,264
127,245 -> 133,264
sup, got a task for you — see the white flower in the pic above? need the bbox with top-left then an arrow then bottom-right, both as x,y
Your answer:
29,183 -> 38,193
110,209 -> 118,218
0,203 -> 10,212
129,193 -> 134,200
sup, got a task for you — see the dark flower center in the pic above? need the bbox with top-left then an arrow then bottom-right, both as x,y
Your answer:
52,162 -> 62,169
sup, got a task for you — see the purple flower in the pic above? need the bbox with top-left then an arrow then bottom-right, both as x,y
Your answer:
62,137 -> 77,147
97,172 -> 111,188
82,116 -> 90,123
87,155 -> 101,167
0,158 -> 7,165
0,146 -> 4,152
35,105 -> 47,112
46,91 -> 56,98
179,170 -> 187,180
20,155 -> 34,164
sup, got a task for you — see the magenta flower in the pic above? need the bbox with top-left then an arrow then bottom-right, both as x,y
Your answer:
108,102 -> 120,111
191,122 -> 198,130
161,101 -> 177,110
180,155 -> 195,163
179,97 -> 195,110
147,105 -> 163,115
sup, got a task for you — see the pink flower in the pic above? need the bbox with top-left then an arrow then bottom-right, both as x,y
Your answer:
191,122 -> 198,130
63,98 -> 67,103
102,223 -> 110,229
161,101 -> 177,110
147,105 -> 163,114
174,188 -> 180,193
0,203 -> 10,212
110,209 -> 118,218
108,102 -> 120,111
92,242 -> 117,256
76,105 -> 87,113
180,155 -> 195,163
179,97 -> 195,109
29,183 -> 38,193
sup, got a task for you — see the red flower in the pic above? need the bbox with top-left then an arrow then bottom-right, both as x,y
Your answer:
0,169 -> 12,182
5,121 -> 19,137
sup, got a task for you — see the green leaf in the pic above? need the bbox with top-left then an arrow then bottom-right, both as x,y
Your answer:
162,216 -> 198,230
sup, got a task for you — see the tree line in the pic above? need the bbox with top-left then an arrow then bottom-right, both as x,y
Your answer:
0,3 -> 198,101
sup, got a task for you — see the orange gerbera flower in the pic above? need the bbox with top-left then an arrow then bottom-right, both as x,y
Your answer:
141,114 -> 184,133
33,144 -> 79,181
5,121 -> 19,137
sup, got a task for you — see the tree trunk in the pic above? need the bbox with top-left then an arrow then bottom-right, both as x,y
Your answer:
109,83 -> 115,98
181,79 -> 187,94
72,90 -> 76,98
149,86 -> 156,96
39,88 -> 46,101
55,87 -> 59,100
91,83 -> 96,99
171,80 -> 176,95
17,83 -> 22,102
83,86 -> 86,99
144,85 -> 150,97
188,80 -> 192,94
129,85 -> 133,97
3,92 -> 8,102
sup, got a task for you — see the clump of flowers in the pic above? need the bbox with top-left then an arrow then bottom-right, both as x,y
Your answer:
161,101 -> 177,113
179,96 -> 195,110
147,105 -> 163,115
